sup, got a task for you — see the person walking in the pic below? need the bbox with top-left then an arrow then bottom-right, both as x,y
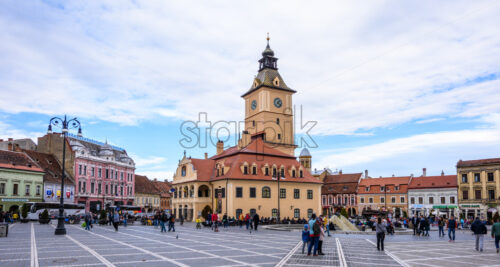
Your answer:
491,217 -> 500,253
318,221 -> 325,255
154,212 -> 159,229
112,211 -> 120,231
223,213 -> 228,228
253,213 -> 260,231
374,217 -> 386,251
324,216 -> 331,237
301,224 -> 310,254
123,213 -> 128,227
438,217 -> 445,237
447,215 -> 457,242
307,214 -> 320,256
245,213 -> 250,230
411,215 -> 419,236
168,213 -> 176,232
196,216 -> 202,229
423,217 -> 430,236
212,213 -> 219,232
108,211 -> 113,226
180,214 -> 184,226
471,217 -> 487,252
239,213 -> 244,228
160,212 -> 167,232
84,213 -> 91,231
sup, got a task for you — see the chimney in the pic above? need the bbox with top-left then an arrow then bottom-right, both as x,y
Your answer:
339,169 -> 342,175
422,168 -> 427,177
204,152 -> 208,159
441,170 -> 444,176
14,144 -> 21,152
216,140 -> 224,155
8,142 -> 13,151
365,169 -> 368,178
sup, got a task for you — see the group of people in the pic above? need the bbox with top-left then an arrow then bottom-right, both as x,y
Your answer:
207,212 -> 261,232
302,214 -> 330,256
0,211 -> 15,223
471,217 -> 500,253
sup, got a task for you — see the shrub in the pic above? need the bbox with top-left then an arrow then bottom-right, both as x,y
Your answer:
403,210 -> 408,218
40,209 -> 49,220
100,209 -> 107,220
21,204 -> 30,219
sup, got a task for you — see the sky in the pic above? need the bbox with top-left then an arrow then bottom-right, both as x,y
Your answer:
1,0 -> 500,181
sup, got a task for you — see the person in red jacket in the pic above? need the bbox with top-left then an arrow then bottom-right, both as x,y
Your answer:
212,213 -> 219,232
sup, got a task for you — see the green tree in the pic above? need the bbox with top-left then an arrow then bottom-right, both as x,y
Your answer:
21,204 -> 30,219
40,209 -> 49,220
340,208 -> 348,218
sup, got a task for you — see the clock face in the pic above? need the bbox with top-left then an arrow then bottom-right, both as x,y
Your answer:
274,97 -> 282,108
251,100 -> 257,110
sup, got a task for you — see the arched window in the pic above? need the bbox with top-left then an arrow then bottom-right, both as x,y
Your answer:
252,166 -> 257,175
280,168 -> 285,178
221,167 -> 224,175
292,170 -> 296,178
272,168 -> 277,177
307,209 -> 313,218
299,170 -> 303,178
262,187 -> 271,198
243,166 -> 248,175
294,208 -> 300,218
217,168 -> 220,177
181,166 -> 186,176
265,167 -> 269,176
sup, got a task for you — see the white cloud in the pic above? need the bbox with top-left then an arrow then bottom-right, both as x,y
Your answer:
0,0 -> 499,136
0,121 -> 44,143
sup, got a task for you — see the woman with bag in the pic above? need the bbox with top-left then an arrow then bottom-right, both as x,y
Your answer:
374,217 -> 387,251
113,211 -> 120,231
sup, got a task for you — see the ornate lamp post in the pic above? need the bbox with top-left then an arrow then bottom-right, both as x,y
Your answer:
48,115 -> 82,235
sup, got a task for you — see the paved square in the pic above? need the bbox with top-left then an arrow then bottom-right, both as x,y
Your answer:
1,223 -> 499,267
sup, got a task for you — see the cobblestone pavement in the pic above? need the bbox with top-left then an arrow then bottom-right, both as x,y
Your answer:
1,223 -> 499,267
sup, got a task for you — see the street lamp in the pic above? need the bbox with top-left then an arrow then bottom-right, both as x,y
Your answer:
48,115 -> 82,235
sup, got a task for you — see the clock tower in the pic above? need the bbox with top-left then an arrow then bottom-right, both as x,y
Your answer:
240,35 -> 297,156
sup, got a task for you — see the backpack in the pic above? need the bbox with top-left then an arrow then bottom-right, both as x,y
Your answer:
313,222 -> 321,235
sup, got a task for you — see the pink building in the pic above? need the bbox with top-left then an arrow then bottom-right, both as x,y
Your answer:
38,133 -> 135,212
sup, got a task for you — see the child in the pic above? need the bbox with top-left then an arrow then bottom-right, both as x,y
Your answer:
196,217 -> 202,229
302,224 -> 310,254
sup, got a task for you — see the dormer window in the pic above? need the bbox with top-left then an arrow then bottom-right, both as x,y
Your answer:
273,77 -> 280,86
252,166 -> 257,175
380,186 -> 385,192
243,166 -> 248,175
365,186 -> 370,192
280,168 -> 285,178
299,170 -> 303,178
253,80 -> 259,88
265,167 -> 269,176
272,168 -> 277,177
292,170 -> 296,178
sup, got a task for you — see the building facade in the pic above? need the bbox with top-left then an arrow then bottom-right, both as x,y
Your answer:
357,176 -> 410,218
23,150 -> 75,203
321,172 -> 361,216
0,149 -> 44,213
152,179 -> 172,211
408,174 -> 458,218
457,158 -> 500,220
135,175 -> 161,213
0,138 -> 37,151
37,133 -> 135,212
171,39 -> 322,221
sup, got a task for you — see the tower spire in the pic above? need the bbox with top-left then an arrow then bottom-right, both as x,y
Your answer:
259,33 -> 277,71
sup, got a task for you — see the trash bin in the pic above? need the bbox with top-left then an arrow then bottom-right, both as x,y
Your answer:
0,223 -> 8,237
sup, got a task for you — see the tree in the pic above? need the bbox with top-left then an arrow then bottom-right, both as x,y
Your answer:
340,208 -> 348,218
21,204 -> 30,219
40,209 -> 49,220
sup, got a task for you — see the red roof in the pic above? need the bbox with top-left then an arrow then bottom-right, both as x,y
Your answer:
151,180 -> 172,197
23,150 -> 74,185
0,150 -> 44,173
408,175 -> 457,189
457,158 -> 500,168
135,175 -> 161,195
323,173 -> 362,184
357,176 -> 410,194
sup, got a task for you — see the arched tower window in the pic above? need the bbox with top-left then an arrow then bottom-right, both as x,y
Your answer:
181,166 -> 186,177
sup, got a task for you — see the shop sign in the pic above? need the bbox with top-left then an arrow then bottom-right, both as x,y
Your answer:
412,204 -> 423,208
460,204 -> 480,208
1,198 -> 28,202
433,205 -> 457,209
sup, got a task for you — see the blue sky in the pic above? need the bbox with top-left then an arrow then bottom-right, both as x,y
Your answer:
1,1 -> 500,180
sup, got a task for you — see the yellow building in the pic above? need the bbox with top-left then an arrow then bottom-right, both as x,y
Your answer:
171,37 -> 322,221
457,158 -> 500,221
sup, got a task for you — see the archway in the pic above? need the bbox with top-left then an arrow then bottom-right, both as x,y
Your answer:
201,205 -> 212,219
198,185 -> 210,197
9,205 -> 19,213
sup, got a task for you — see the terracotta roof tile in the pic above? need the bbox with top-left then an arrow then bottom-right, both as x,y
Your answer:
23,150 -> 74,185
357,176 -> 411,194
323,173 -> 362,184
151,180 -> 172,197
408,175 -> 457,189
0,150 -> 44,173
135,175 -> 161,194
457,158 -> 500,168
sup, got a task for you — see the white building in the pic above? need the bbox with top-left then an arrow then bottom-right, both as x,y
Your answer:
408,174 -> 458,218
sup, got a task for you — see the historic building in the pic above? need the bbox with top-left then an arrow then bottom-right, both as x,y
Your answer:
152,179 -> 172,211
408,172 -> 458,218
321,171 -> 362,217
23,150 -> 75,203
135,175 -> 161,213
171,38 -> 322,221
0,147 -> 44,213
0,138 -> 37,151
457,158 -> 500,220
357,176 -> 410,218
37,133 -> 135,212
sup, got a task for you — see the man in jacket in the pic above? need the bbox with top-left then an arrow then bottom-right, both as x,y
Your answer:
447,216 -> 457,242
491,217 -> 500,253
471,217 -> 487,252
411,215 -> 420,235
253,213 -> 260,231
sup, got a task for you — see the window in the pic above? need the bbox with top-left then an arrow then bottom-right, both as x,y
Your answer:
13,184 -> 18,195
78,181 -> 82,193
36,185 -> 41,196
365,186 -> 370,192
91,167 -> 95,177
429,197 -> 434,204
276,118 -> 280,125
351,196 -> 355,204
462,191 -> 468,200
115,171 -> 118,179
252,120 -> 255,127
449,196 -> 455,203
262,187 -> 271,198
474,173 -> 480,183
307,209 -> 313,218
181,166 -> 186,176
307,190 -> 313,199
277,134 -> 281,140
418,197 -> 423,204
272,168 -> 277,177
380,186 -> 385,192
272,208 -> 278,218
98,168 -> 102,178
79,164 -> 82,175
91,183 -> 94,194
252,166 -> 257,175
391,197 -> 396,203
344,196 -> 348,205
294,189 -> 300,199
280,168 -> 285,177
488,172 -> 494,182
98,183 -> 102,194
475,190 -> 481,200
105,184 -> 109,194
299,170 -> 303,178
369,198 -> 373,203
120,172 -> 123,181
243,166 -> 248,175
294,208 -> 300,218
488,190 -> 495,200
236,209 -> 242,219
292,170 -> 296,178
25,184 -> 30,196
265,168 -> 269,176
106,169 -> 109,179
410,197 -> 415,204
280,188 -> 286,199
400,196 -> 405,203
462,174 -> 467,183
214,188 -> 225,198
110,170 -> 113,179
360,197 -> 365,203
250,187 -> 256,198
322,196 -> 327,205
0,183 -> 5,194
329,196 -> 333,204
441,197 -> 445,204
83,182 -> 87,193
380,197 -> 385,203
395,186 -> 399,191
236,187 -> 243,198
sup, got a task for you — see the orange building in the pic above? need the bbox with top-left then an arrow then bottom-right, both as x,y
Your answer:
321,172 -> 362,217
357,176 -> 411,218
